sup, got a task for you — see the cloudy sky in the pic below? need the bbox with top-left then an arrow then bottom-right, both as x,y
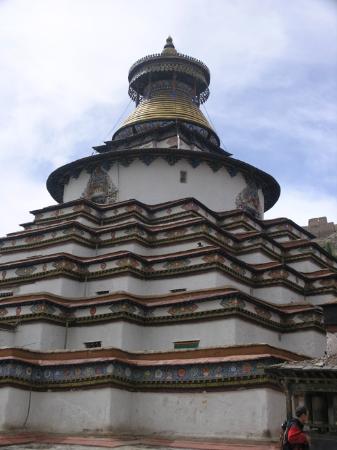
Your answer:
0,0 -> 336,236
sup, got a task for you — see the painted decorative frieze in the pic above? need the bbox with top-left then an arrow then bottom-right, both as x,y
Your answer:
235,178 -> 261,219
82,166 -> 118,204
0,356 -> 282,390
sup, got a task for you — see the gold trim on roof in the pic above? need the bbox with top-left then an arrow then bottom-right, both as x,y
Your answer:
121,91 -> 213,131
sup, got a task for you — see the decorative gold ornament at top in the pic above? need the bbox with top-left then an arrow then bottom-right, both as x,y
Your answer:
161,36 -> 178,56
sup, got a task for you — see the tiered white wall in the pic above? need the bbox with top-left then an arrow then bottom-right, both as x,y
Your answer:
0,386 -> 285,439
0,318 -> 325,357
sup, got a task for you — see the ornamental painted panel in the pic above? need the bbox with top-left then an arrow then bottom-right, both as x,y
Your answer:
167,303 -> 198,315
254,306 -> 272,320
53,260 -> 77,272
268,269 -> 289,280
125,204 -> 144,214
164,228 -> 187,239
164,259 -> 191,269
230,262 -> 246,276
30,303 -> 56,314
181,202 -> 200,212
220,298 -> 246,309
82,166 -> 118,204
115,258 -> 141,269
31,303 -> 56,315
24,234 -> 45,244
0,308 -> 8,317
15,266 -> 37,277
109,302 -> 138,315
235,177 -> 261,219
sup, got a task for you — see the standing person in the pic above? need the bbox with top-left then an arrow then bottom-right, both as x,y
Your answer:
283,405 -> 310,450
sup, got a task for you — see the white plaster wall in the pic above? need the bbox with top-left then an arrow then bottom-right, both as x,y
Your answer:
253,286 -> 304,305
236,321 -> 325,358
0,242 -> 94,263
0,240 -> 203,263
272,235 -> 291,243
26,388 -> 132,433
63,169 -> 91,202
14,270 -> 306,302
308,293 -> 337,306
0,386 -> 285,439
131,388 -> 285,439
17,278 -> 87,298
264,389 -> 287,438
13,322 -> 66,350
281,329 -> 326,358
0,328 -> 14,347
85,271 -> 230,297
66,320 -> 236,352
0,387 -> 31,430
13,269 -> 311,306
14,272 -> 211,297
327,332 -> 337,355
67,322 -> 125,350
63,159 -> 264,217
237,252 -> 275,264
287,259 -> 324,273
96,239 -> 211,257
141,320 -> 237,352
5,318 -> 324,358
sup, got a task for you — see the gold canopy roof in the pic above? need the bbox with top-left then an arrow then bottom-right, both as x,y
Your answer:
121,90 -> 213,131
113,37 -> 218,143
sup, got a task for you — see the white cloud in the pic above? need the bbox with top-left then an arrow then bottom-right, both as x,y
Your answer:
0,0 -> 336,236
266,186 -> 337,226
0,166 -> 56,236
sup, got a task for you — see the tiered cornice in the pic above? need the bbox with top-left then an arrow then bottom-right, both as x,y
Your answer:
0,289 -> 325,333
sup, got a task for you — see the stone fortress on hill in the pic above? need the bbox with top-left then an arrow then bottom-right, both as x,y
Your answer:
0,38 -> 336,441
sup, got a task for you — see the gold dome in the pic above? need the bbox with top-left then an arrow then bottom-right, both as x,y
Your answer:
120,90 -> 213,132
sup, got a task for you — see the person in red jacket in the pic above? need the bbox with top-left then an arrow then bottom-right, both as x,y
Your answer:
286,405 -> 310,449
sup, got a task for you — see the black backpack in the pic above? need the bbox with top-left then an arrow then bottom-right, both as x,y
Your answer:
280,420 -> 292,450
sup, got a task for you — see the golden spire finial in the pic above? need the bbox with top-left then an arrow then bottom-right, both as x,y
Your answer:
162,36 -> 177,55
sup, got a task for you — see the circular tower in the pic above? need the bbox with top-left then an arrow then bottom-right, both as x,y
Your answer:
47,38 -> 279,218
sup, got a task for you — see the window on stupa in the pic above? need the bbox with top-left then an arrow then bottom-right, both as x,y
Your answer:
84,341 -> 102,348
174,340 -> 199,350
180,171 -> 187,183
0,291 -> 13,298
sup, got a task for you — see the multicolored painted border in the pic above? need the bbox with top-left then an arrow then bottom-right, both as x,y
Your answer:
0,355 -> 283,391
